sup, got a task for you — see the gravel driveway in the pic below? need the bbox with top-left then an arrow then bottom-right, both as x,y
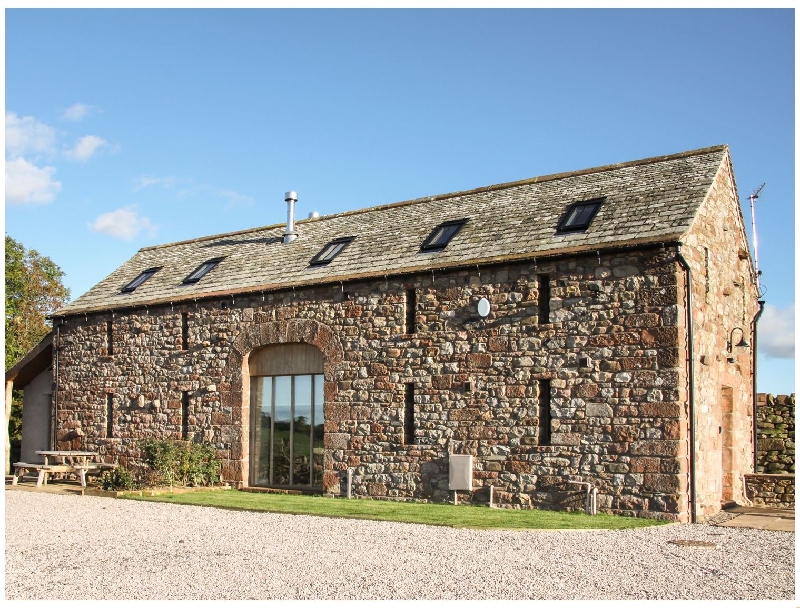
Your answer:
4,490 -> 795,600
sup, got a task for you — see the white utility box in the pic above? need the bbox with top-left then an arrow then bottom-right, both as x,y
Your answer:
448,454 -> 473,491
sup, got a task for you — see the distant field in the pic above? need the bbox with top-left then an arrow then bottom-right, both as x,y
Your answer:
126,490 -> 668,530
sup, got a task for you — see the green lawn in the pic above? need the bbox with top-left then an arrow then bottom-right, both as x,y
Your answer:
124,490 -> 667,530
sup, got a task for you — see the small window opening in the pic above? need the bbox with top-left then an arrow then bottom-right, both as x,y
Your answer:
106,319 -> 114,356
557,198 -> 603,232
310,237 -> 355,266
420,219 -> 467,251
181,312 -> 189,350
183,258 -> 223,284
537,274 -> 550,325
106,394 -> 114,438
405,289 -> 417,334
404,383 -> 415,445
181,391 -> 190,440
538,379 -> 551,446
121,267 -> 161,293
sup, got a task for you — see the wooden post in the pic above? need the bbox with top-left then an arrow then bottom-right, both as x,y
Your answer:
5,379 -> 14,475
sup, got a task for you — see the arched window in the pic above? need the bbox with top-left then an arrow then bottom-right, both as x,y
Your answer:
248,344 -> 324,489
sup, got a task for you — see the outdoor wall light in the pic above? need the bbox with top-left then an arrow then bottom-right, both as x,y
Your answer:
727,327 -> 750,352
726,327 -> 750,362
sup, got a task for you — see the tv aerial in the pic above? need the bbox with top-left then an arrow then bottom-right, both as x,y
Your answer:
749,183 -> 766,297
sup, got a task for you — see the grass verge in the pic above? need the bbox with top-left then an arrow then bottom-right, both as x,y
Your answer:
124,490 -> 667,530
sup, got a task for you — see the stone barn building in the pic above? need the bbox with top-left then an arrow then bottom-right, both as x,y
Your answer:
18,144 -> 762,522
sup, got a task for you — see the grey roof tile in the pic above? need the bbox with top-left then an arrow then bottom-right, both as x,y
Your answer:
57,145 -> 728,316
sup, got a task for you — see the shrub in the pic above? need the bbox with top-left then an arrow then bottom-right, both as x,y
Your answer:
139,438 -> 221,487
102,466 -> 138,491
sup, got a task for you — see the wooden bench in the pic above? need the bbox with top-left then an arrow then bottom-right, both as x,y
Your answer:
73,462 -> 117,486
12,462 -> 71,487
12,461 -> 115,488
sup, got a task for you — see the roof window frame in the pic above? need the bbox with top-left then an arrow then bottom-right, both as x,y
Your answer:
309,236 -> 355,266
120,267 -> 161,293
182,257 -> 225,284
420,219 -> 467,252
556,198 -> 604,232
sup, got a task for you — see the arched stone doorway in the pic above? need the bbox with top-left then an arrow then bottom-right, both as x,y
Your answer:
248,343 -> 324,489
225,319 -> 343,490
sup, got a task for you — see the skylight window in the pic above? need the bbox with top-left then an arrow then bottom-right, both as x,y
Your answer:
557,198 -> 604,232
183,258 -> 224,284
121,267 -> 161,293
309,237 -> 355,266
420,219 -> 466,251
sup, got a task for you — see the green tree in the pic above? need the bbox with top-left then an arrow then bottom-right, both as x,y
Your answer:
5,235 -> 70,472
5,235 -> 70,369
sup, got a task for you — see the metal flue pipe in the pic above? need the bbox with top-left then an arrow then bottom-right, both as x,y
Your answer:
283,191 -> 298,244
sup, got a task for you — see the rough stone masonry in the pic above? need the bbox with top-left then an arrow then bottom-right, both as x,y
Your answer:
55,248 -> 710,520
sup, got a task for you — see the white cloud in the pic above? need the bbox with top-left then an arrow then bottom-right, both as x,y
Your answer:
759,303 -> 795,359
5,157 -> 62,204
134,174 -> 254,207
66,135 -> 108,162
205,186 -> 255,207
61,103 -> 92,122
6,112 -> 56,158
135,175 -> 181,190
88,206 -> 156,241
6,110 -> 113,206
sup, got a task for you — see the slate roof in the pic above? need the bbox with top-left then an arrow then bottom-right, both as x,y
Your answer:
56,145 -> 730,316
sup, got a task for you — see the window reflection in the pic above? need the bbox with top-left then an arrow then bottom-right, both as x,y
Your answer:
313,375 -> 324,485
252,377 -> 272,485
272,375 -> 292,485
293,375 -> 312,486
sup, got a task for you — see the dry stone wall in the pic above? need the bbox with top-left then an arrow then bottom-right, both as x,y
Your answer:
745,473 -> 794,509
55,247 -> 692,520
756,393 -> 795,474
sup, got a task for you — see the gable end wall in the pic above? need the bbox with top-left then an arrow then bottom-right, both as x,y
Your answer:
682,151 -> 760,518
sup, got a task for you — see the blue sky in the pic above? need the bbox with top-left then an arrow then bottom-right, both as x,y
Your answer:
4,8 -> 795,394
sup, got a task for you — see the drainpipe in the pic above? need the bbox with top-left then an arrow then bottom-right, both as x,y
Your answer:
751,300 -> 765,471
675,245 -> 697,524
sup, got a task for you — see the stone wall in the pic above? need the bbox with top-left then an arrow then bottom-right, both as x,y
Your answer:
744,473 -> 794,509
55,247 -> 693,521
756,393 -> 795,474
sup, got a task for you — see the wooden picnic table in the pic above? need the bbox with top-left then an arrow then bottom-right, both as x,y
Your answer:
11,451 -> 115,488
36,450 -> 97,467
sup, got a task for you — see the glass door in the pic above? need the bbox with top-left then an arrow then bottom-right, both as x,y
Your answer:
250,374 -> 324,489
